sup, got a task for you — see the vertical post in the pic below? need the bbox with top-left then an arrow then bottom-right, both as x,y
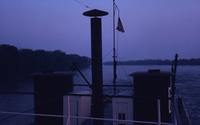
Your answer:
113,0 -> 117,95
157,99 -> 161,125
91,17 -> 104,125
174,54 -> 178,74
83,9 -> 108,125
172,54 -> 178,98
67,96 -> 70,125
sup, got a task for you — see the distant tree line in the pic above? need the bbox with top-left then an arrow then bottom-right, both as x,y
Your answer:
104,58 -> 200,65
0,44 -> 91,75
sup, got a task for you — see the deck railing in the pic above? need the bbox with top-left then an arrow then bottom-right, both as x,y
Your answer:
0,110 -> 174,125
0,97 -> 182,125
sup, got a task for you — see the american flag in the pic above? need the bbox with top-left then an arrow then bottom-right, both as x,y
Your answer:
116,17 -> 125,33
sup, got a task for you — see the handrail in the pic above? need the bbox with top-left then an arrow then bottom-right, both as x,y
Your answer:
172,98 -> 182,125
0,96 -> 183,125
157,99 -> 161,125
0,111 -> 173,125
67,95 -> 71,125
0,91 -> 174,99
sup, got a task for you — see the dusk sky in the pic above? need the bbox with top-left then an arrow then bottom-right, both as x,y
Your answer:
0,0 -> 200,62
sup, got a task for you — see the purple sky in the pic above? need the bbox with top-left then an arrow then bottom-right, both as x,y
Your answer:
0,0 -> 200,62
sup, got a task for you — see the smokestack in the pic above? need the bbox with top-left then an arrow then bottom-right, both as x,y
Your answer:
83,9 -> 108,125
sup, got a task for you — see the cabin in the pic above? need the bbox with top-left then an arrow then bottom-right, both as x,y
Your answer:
129,69 -> 175,125
113,91 -> 134,125
63,91 -> 91,125
32,71 -> 75,125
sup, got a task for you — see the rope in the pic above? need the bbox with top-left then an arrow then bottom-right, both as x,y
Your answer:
74,0 -> 91,9
102,49 -> 113,61
117,58 -> 133,85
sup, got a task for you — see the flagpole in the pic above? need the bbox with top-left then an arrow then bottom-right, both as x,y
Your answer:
113,0 -> 117,95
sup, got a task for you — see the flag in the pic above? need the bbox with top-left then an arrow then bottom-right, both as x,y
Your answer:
116,17 -> 125,33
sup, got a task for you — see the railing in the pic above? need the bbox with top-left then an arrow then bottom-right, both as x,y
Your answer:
0,92 -> 184,125
0,97 -> 182,125
0,111 -> 174,125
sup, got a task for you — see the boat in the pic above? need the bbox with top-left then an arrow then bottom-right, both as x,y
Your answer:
0,64 -> 192,125
0,1 -> 192,125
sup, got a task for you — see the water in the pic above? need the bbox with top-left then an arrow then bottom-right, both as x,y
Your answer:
0,75 -> 34,125
0,65 -> 200,124
175,66 -> 200,124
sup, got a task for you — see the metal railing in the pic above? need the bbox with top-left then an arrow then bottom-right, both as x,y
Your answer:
0,110 -> 174,125
0,96 -> 181,125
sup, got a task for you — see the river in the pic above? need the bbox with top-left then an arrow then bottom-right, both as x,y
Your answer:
0,65 -> 200,124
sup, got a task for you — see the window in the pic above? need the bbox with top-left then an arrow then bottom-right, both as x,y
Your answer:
118,113 -> 125,120
118,113 -> 126,125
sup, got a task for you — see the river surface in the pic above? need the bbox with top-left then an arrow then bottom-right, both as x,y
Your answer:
0,65 -> 200,124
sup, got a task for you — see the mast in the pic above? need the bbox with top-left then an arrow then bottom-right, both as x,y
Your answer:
113,0 -> 117,95
172,54 -> 178,98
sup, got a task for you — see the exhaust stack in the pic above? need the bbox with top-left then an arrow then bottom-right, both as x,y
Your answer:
83,9 -> 108,125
